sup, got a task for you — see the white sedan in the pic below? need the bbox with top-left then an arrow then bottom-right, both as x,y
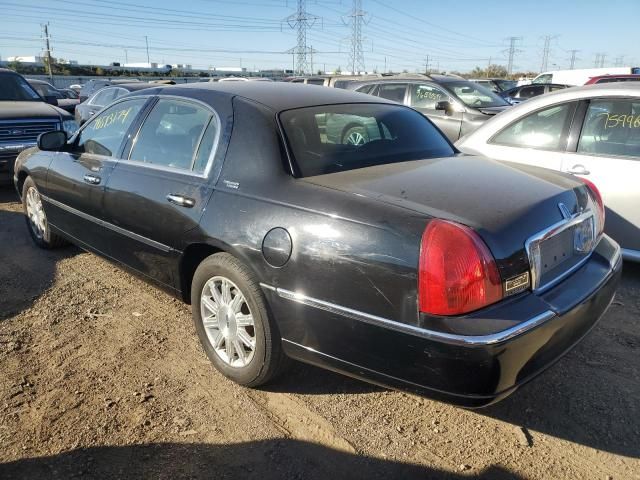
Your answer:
456,83 -> 640,261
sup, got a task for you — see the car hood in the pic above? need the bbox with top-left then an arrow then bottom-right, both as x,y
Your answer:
0,101 -> 68,119
302,154 -> 587,265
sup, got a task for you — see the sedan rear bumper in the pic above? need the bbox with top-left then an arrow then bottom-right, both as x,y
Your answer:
267,235 -> 622,407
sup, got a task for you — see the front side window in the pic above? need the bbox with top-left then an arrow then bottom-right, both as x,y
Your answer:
492,102 -> 574,150
518,85 -> 545,99
409,84 -> 448,109
377,84 -> 407,103
31,82 -> 63,99
280,103 -> 455,177
578,99 -> 640,158
533,74 -> 552,84
129,99 -> 217,172
77,98 -> 146,156
446,81 -> 509,108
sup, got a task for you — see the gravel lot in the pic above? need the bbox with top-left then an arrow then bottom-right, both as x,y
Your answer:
0,187 -> 638,480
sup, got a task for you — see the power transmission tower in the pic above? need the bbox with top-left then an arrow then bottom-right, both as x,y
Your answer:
41,23 -> 53,82
424,55 -> 430,74
614,55 -> 625,67
594,53 -> 601,68
568,49 -> 579,69
540,35 -> 558,72
504,37 -> 522,75
343,0 -> 368,74
285,0 -> 319,75
600,53 -> 607,68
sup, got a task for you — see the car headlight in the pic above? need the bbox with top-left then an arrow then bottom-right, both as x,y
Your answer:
62,119 -> 79,136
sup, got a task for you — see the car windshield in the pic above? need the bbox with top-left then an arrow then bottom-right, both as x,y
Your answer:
280,103 -> 455,177
446,81 -> 509,108
495,79 -> 517,91
0,74 -> 42,101
30,82 -> 64,99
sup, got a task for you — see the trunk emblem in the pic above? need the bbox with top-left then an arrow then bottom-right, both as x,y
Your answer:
504,272 -> 530,295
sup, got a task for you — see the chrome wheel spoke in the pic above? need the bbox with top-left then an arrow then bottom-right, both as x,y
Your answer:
202,295 -> 218,317
233,339 -> 246,364
212,330 -> 224,349
235,314 -> 253,328
221,280 -> 232,304
229,292 -> 244,313
210,282 -> 223,304
237,329 -> 255,350
225,338 -> 235,361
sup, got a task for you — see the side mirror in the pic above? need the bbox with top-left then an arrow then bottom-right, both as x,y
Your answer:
38,131 -> 67,151
435,100 -> 453,112
44,95 -> 59,106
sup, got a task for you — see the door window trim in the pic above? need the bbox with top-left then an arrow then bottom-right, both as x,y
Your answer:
488,100 -> 578,152
120,94 -> 223,179
409,82 -> 453,110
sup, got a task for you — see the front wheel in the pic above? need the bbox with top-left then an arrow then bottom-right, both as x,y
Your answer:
191,253 -> 287,387
22,176 -> 67,249
342,124 -> 369,146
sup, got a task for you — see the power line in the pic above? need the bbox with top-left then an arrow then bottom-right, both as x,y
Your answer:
285,0 -> 319,75
568,49 -> 580,69
504,36 -> 522,74
343,0 -> 367,74
540,34 -> 559,72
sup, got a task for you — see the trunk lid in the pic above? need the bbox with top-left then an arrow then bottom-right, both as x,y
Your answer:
303,155 -> 589,280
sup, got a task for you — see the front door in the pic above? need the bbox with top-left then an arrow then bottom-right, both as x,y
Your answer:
408,83 -> 462,141
562,98 -> 640,252
44,97 -> 149,255
102,97 -> 221,288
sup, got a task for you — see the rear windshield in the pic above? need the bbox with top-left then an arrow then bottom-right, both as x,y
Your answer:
280,103 -> 455,177
0,74 -> 41,101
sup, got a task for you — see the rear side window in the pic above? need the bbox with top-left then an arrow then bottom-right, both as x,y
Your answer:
129,98 -> 218,172
377,84 -> 407,103
280,103 -> 454,177
578,99 -> 640,158
492,103 -> 574,150
89,88 -> 116,107
306,78 -> 325,86
77,98 -> 147,157
356,84 -> 376,94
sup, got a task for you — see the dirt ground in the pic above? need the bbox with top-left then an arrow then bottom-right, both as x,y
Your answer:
0,187 -> 638,480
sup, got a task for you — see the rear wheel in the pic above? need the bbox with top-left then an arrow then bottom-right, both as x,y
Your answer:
191,253 -> 287,386
22,176 -> 67,249
342,124 -> 369,146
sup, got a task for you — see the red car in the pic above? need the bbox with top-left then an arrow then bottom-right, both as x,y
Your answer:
584,74 -> 640,85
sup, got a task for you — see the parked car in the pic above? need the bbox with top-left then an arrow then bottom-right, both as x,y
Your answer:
216,77 -> 272,82
457,82 -> 640,261
14,82 -> 621,407
60,88 -> 79,99
27,79 -> 80,114
0,68 -> 77,184
501,83 -> 570,105
285,74 -> 383,88
584,74 -> 640,85
533,67 -> 640,86
78,78 -> 141,103
347,75 -> 512,141
469,78 -> 517,94
75,83 -> 157,125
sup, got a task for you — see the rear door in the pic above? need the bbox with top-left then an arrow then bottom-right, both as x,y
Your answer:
44,97 -> 149,254
101,97 -> 222,287
408,83 -> 462,141
562,98 -> 640,252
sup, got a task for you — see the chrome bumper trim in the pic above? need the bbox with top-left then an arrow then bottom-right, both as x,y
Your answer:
260,283 -> 556,346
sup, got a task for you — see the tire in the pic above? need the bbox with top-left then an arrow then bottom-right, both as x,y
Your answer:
341,124 -> 369,146
191,253 -> 287,387
22,176 -> 67,249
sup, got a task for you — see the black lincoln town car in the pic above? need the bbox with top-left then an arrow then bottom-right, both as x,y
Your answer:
13,82 -> 621,407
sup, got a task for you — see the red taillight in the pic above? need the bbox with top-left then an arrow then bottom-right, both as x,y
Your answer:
579,177 -> 605,235
419,220 -> 503,316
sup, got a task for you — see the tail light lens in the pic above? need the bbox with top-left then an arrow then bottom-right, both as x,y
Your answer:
579,177 -> 605,236
419,219 -> 503,316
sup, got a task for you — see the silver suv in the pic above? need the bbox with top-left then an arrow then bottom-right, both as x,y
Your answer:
348,74 -> 511,142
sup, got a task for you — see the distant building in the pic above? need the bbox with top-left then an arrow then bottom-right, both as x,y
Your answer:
124,62 -> 159,69
172,64 -> 193,70
7,56 -> 44,64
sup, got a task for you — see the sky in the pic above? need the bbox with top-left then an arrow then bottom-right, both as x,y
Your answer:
0,0 -> 638,74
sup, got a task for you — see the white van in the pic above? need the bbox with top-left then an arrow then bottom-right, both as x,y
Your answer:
533,67 -> 640,86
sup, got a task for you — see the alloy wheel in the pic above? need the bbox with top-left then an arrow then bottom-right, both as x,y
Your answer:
200,276 -> 256,368
25,186 -> 46,239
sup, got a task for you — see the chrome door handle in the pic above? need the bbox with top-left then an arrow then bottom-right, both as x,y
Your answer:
83,174 -> 101,185
166,194 -> 195,208
566,164 -> 590,175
